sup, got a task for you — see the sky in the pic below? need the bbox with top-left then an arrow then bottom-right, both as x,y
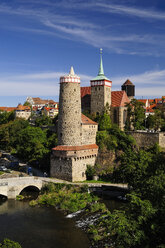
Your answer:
0,0 -> 165,106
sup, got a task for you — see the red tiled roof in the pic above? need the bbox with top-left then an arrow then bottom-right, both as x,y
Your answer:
122,79 -> 134,86
137,99 -> 147,104
44,107 -> 59,111
146,104 -> 157,113
0,107 -> 16,112
16,104 -> 31,111
148,99 -> 154,104
32,97 -> 58,105
81,87 -> 91,98
52,144 -> 98,151
81,114 -> 98,125
111,91 -> 130,107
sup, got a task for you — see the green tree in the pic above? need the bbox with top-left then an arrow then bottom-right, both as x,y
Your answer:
23,101 -> 31,107
125,99 -> 145,130
110,145 -> 165,247
35,115 -> 52,127
0,239 -> 22,248
16,126 -> 49,163
97,112 -> 111,131
0,111 -> 15,125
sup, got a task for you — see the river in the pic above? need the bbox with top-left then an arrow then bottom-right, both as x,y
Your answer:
0,194 -> 125,248
0,199 -> 90,248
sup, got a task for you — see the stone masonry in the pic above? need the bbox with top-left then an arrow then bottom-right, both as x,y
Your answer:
128,131 -> 165,148
50,67 -> 98,182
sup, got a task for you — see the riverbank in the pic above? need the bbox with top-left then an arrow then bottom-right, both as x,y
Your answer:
28,182 -> 125,248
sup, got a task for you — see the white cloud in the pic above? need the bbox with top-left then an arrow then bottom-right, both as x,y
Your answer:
0,2 -> 165,55
95,2 -> 165,21
0,71 -> 93,96
112,69 -> 165,97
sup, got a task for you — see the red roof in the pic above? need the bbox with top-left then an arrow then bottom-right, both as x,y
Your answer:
137,99 -> 147,104
52,144 -> 98,151
44,107 -> 58,111
81,87 -> 91,98
81,114 -> 98,125
0,107 -> 16,112
111,91 -> 130,107
122,79 -> 134,86
16,104 -> 31,111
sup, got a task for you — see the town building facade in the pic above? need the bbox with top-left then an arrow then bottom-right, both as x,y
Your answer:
15,104 -> 31,120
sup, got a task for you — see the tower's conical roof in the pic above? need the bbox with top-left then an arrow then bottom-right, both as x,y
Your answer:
122,79 -> 134,86
69,66 -> 75,76
91,48 -> 110,81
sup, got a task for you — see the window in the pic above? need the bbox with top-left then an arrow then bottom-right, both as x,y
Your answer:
114,109 -> 117,124
123,110 -> 127,124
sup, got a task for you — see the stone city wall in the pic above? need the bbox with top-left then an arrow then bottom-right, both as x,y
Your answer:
128,131 -> 165,148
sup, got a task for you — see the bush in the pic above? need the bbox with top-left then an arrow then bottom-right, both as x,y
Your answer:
86,165 -> 96,180
16,195 -> 24,201
0,238 -> 22,248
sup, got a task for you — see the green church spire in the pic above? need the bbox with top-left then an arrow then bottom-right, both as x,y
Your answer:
98,48 -> 104,76
91,48 -> 110,81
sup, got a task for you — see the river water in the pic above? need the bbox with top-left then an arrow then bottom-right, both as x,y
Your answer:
0,199 -> 90,248
0,196 -> 125,248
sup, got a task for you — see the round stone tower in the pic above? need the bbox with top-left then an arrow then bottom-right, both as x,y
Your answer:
58,67 -> 82,146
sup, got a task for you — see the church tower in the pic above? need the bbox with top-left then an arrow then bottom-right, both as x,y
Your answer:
91,49 -> 112,114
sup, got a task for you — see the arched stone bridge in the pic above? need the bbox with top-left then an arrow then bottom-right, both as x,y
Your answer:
0,177 -> 43,199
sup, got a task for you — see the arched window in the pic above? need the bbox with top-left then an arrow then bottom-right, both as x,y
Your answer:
123,109 -> 127,124
114,109 -> 118,123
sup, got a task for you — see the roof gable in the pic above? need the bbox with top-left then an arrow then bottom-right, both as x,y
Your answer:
111,91 -> 130,107
81,87 -> 91,98
81,114 -> 98,125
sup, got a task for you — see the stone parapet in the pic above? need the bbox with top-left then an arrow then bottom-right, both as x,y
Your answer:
51,145 -> 98,182
127,131 -> 165,148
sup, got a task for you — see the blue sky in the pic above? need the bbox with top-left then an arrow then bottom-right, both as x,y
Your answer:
0,0 -> 165,106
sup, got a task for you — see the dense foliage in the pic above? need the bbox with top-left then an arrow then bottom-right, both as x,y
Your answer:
0,111 -> 15,125
96,125 -> 135,151
35,115 -> 53,127
90,144 -> 165,248
125,98 -> 146,131
0,118 -> 57,169
30,183 -> 107,214
0,239 -> 21,248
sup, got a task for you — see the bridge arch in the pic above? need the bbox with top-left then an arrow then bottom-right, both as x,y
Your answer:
0,194 -> 7,199
18,184 -> 41,196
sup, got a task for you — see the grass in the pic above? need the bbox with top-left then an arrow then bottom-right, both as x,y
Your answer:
81,179 -> 111,184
